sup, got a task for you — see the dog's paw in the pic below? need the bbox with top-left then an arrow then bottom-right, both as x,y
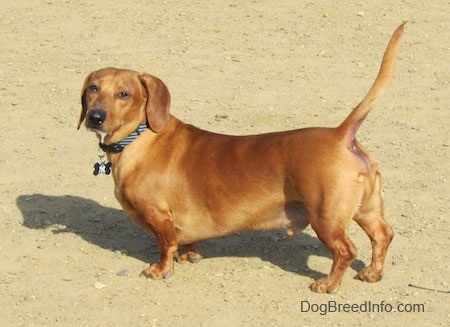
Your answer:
176,243 -> 203,264
177,251 -> 203,264
355,266 -> 382,283
310,278 -> 340,294
140,263 -> 173,280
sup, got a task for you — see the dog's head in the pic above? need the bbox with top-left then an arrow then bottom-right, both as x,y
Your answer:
78,67 -> 171,142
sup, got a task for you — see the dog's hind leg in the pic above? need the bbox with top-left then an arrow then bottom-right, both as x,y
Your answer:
354,172 -> 394,282
309,220 -> 358,294
306,192 -> 359,293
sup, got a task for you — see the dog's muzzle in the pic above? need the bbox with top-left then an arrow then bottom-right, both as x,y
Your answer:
86,109 -> 106,129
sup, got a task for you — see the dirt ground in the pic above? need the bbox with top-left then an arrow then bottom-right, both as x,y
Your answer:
1,1 -> 449,326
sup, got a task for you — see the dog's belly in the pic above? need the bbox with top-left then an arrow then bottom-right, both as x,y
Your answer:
173,201 -> 310,244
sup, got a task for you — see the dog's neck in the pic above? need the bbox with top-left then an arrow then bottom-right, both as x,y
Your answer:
99,123 -> 149,153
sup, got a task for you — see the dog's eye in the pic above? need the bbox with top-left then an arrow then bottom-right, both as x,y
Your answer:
88,85 -> 98,93
118,91 -> 130,99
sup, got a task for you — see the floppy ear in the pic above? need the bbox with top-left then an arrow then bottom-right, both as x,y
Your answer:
78,72 -> 94,130
139,74 -> 171,133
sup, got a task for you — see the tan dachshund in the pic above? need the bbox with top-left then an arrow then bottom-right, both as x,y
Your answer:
78,23 -> 406,293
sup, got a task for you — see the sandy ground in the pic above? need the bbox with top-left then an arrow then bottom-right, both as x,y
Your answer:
1,1 -> 449,326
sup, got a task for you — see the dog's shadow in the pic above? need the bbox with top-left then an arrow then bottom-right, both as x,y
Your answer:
16,194 -> 365,280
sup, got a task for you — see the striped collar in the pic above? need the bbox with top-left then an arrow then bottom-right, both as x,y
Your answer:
99,123 -> 149,153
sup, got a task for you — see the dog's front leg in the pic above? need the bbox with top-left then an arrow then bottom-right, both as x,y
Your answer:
140,217 -> 178,280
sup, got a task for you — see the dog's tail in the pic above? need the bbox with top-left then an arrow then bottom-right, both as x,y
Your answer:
337,22 -> 406,143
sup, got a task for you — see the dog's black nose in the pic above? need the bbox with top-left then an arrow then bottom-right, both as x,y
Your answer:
87,109 -> 106,128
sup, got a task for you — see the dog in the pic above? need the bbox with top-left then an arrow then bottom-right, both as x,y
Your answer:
78,23 -> 405,293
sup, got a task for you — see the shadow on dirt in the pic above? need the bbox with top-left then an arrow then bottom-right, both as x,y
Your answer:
16,193 -> 366,280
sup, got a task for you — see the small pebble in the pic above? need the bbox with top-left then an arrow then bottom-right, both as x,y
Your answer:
116,269 -> 129,277
93,282 -> 106,290
54,145 -> 66,152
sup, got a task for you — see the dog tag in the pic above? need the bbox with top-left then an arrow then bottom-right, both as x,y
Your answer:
94,143 -> 111,175
93,162 -> 111,175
